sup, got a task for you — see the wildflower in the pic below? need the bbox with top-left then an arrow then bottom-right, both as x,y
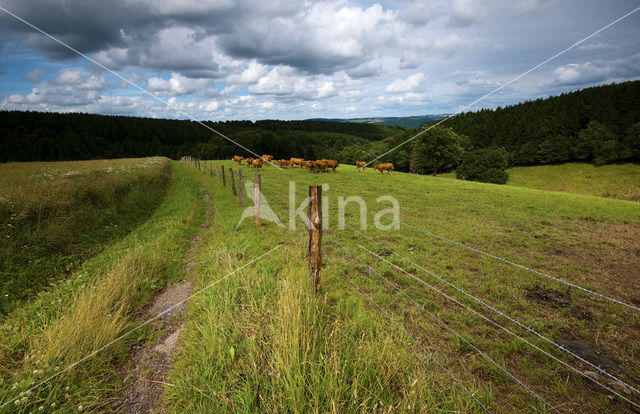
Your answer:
78,404 -> 83,411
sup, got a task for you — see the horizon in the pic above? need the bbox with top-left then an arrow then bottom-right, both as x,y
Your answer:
1,1 -> 640,121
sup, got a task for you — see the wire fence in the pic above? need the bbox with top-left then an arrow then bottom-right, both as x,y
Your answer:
204,160 -> 640,412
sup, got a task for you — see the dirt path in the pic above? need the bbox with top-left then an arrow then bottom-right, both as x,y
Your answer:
118,192 -> 211,413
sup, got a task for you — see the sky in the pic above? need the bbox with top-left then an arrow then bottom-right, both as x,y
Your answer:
0,0 -> 639,121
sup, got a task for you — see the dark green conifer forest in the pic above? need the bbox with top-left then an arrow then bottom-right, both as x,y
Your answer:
2,81 -> 639,172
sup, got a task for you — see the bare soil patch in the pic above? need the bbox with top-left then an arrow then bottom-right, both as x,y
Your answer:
525,286 -> 571,308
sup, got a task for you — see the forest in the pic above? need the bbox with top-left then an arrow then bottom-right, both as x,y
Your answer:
0,112 -> 403,163
1,81 -> 639,172
339,81 -> 640,173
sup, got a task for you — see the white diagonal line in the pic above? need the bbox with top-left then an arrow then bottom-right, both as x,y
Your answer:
365,5 -> 640,167
0,243 -> 283,409
0,5 -> 282,170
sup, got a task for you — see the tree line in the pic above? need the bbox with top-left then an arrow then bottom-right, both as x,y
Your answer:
338,81 -> 640,182
2,81 -> 638,182
0,111 -> 403,163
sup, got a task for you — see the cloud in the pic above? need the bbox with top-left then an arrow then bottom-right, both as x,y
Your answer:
248,67 -> 339,100
23,67 -> 44,83
147,73 -> 211,95
398,2 -> 440,26
513,0 -> 553,15
55,68 -> 108,90
549,54 -> 640,86
433,34 -> 479,56
346,60 -> 383,79
386,73 -> 425,93
226,60 -> 269,84
4,68 -> 109,109
577,42 -> 618,52
448,0 -> 487,27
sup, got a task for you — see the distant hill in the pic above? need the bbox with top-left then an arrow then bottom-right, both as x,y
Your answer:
309,114 -> 448,129
336,81 -> 640,172
0,113 -> 405,163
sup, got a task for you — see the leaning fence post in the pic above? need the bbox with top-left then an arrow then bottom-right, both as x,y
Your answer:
230,168 -> 237,196
238,169 -> 244,207
308,185 -> 322,294
254,173 -> 261,226
222,166 -> 226,187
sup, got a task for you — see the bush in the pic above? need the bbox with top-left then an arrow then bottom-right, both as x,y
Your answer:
456,148 -> 510,184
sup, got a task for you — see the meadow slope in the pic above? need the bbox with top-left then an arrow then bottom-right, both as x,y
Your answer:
1,159 -> 638,413
166,160 -> 640,413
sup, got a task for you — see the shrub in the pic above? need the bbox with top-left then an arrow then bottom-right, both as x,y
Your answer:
456,148 -> 510,184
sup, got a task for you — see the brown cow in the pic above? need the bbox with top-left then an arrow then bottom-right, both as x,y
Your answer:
245,157 -> 254,166
324,159 -> 339,172
373,163 -> 394,174
313,160 -> 329,172
252,158 -> 265,170
233,155 -> 244,164
355,160 -> 366,171
290,157 -> 304,168
261,154 -> 274,164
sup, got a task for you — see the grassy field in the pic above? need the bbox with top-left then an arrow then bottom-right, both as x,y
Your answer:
1,159 -> 639,413
0,160 -> 205,412
442,162 -> 640,201
166,160 -> 639,413
0,158 -> 171,313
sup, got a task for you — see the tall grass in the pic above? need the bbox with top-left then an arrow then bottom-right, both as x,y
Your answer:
0,161 -> 203,413
182,160 -> 639,412
165,166 -> 488,413
0,157 -> 170,313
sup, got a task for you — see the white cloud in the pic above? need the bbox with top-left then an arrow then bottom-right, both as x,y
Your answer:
226,61 -> 269,84
433,34 -> 479,56
249,67 -> 340,100
147,73 -> 211,96
55,69 -> 108,90
399,1 -> 440,26
550,54 -> 640,86
448,0 -> 487,27
386,73 -> 425,93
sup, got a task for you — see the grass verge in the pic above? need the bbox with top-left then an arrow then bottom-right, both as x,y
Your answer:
0,157 -> 171,313
0,161 -> 204,413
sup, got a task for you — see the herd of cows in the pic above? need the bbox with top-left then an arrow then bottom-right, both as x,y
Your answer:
232,155 -> 395,174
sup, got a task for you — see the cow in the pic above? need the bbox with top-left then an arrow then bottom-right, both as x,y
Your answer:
290,157 -> 304,168
261,154 -> 274,164
355,160 -> 366,171
324,159 -> 339,172
312,160 -> 330,173
233,155 -> 244,164
252,158 -> 265,170
245,157 -> 254,166
373,163 -> 394,174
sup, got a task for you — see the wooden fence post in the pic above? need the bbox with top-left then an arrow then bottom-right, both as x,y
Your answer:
215,164 -> 219,182
254,173 -> 261,226
238,169 -> 244,207
230,168 -> 237,196
308,185 -> 322,293
222,166 -> 226,187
